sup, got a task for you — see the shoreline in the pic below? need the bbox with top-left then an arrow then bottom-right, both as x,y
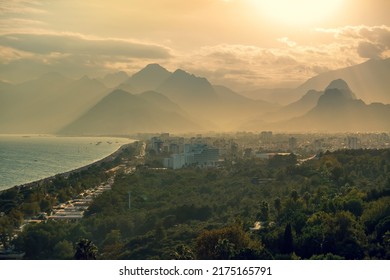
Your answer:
0,140 -> 135,194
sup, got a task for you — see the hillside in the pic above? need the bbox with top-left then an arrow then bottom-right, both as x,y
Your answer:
59,89 -> 202,135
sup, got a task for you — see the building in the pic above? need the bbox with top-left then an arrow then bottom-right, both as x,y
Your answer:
163,143 -> 219,169
314,139 -> 323,152
347,136 -> 359,149
289,137 -> 297,152
150,137 -> 163,154
260,131 -> 272,141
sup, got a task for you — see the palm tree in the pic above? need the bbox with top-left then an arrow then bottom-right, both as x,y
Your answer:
74,239 -> 98,260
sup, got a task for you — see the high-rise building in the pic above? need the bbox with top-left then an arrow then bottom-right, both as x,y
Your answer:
314,139 -> 323,152
289,137 -> 297,152
347,136 -> 359,149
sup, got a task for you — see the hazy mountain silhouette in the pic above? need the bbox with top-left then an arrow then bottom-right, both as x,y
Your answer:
295,58 -> 390,104
59,89 -> 202,135
213,85 -> 280,128
157,69 -> 218,105
0,73 -> 109,133
265,89 -> 323,122
2,61 -> 389,134
264,79 -> 357,122
99,71 -> 129,88
118,64 -> 172,94
323,78 -> 356,99
265,79 -> 390,132
241,58 -> 390,105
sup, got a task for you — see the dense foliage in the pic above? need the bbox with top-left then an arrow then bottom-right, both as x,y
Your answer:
5,148 -> 390,259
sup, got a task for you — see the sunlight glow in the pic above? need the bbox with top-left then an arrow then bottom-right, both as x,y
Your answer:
253,0 -> 344,26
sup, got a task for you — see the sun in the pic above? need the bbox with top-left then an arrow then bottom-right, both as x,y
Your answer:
252,0 -> 344,26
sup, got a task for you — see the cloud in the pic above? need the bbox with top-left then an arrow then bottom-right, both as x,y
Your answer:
1,21 -> 388,90
0,32 -> 173,82
0,32 -> 172,59
357,41 -> 384,59
0,0 -> 46,15
277,37 -> 297,47
174,40 -> 360,90
316,25 -> 390,59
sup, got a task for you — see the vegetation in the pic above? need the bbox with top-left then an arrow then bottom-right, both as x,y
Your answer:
3,146 -> 390,259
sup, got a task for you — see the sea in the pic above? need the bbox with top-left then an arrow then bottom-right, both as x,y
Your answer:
0,135 -> 133,191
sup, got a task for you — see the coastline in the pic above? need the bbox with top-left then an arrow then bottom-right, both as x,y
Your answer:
0,140 -> 135,195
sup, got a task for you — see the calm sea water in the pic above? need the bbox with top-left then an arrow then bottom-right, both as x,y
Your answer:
0,135 -> 132,191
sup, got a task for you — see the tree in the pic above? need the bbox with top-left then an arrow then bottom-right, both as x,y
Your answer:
303,192 -> 311,209
0,216 -> 14,250
290,190 -> 299,202
281,223 -> 293,254
214,238 -> 236,260
172,244 -> 195,260
259,201 -> 269,222
53,240 -> 74,260
274,197 -> 281,218
383,231 -> 390,258
344,199 -> 364,217
74,239 -> 98,260
195,224 -> 258,260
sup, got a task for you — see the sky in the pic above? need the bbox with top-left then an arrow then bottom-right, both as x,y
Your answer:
0,0 -> 389,90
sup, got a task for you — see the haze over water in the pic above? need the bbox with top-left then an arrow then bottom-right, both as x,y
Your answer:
0,135 -> 131,191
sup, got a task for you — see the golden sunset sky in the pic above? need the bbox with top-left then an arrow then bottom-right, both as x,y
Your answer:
0,0 -> 389,90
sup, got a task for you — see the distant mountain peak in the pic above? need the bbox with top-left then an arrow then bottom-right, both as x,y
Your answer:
119,63 -> 172,93
170,69 -> 210,84
131,63 -> 171,79
325,79 -> 350,91
144,63 -> 166,69
173,68 -> 189,75
324,79 -> 356,100
110,89 -> 131,96
138,63 -> 170,75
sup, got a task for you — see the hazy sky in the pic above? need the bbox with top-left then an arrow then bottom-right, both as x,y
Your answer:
0,0 -> 389,90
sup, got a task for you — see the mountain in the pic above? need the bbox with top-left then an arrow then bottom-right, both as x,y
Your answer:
241,58 -> 390,105
0,73 -> 109,133
157,70 -> 281,129
0,72 -> 73,133
260,79 -> 356,123
271,80 -> 390,132
213,85 -> 280,128
265,89 -> 323,122
294,58 -> 390,104
324,79 -> 356,99
157,69 -> 218,105
240,79 -> 390,132
99,71 -> 129,88
59,89 -> 202,135
118,64 -> 172,93
1,64 -> 283,133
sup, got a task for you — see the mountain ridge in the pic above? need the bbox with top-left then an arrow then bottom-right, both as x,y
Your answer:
59,89 -> 203,135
